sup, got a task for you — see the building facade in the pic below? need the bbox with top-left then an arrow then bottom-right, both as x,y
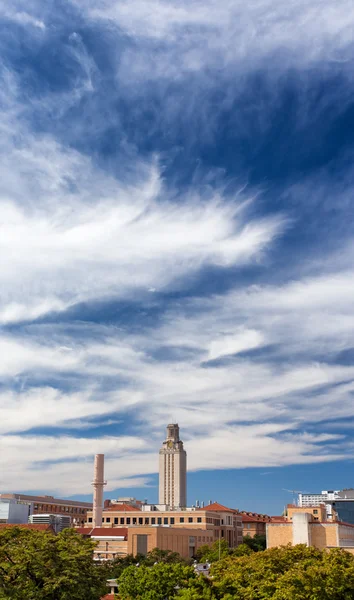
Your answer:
298,489 -> 354,524
298,490 -> 339,507
29,514 -> 71,533
77,525 -> 214,561
159,424 -> 187,508
0,493 -> 92,526
84,501 -> 243,549
0,498 -> 33,524
241,511 -> 271,537
267,504 -> 354,552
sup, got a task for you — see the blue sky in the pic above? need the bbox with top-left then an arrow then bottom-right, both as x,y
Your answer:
1,0 -> 354,515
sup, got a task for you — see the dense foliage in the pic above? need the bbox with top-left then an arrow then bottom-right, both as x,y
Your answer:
108,548 -> 191,579
0,527 -> 107,600
242,533 -> 266,552
3,528 -> 354,600
117,545 -> 354,600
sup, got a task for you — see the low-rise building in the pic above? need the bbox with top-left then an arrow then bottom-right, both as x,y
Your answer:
77,525 -> 212,560
0,493 -> 92,526
267,504 -> 354,552
240,512 -> 271,537
84,501 -> 243,549
29,514 -> 71,533
0,498 -> 33,524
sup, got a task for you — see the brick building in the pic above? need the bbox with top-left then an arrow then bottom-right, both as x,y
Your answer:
84,501 -> 243,550
77,525 -> 213,560
267,504 -> 354,552
0,493 -> 92,526
240,512 -> 271,537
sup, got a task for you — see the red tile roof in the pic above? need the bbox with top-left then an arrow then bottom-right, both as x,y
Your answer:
0,524 -> 54,532
199,502 -> 236,513
105,503 -> 140,512
76,527 -> 128,538
241,514 -> 271,523
101,595 -> 115,600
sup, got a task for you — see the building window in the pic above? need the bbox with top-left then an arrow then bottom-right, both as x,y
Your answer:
133,518 -> 137,525
145,518 -> 149,525
120,518 -> 124,525
247,524 -> 251,529
114,518 -> 118,525
158,518 -> 162,525
164,518 -> 168,524
139,518 -> 143,525
170,518 -> 175,525
197,517 -> 202,523
188,517 -> 193,523
106,518 -> 111,523
126,518 -> 131,525
88,517 -> 92,523
151,518 -> 156,525
313,510 -> 318,515
180,517 -> 184,523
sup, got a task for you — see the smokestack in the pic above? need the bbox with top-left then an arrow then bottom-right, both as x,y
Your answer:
92,454 -> 106,528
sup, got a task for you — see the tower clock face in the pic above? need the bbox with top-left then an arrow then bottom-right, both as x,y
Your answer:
167,440 -> 173,448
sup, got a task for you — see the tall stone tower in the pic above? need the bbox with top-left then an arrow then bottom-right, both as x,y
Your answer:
159,424 -> 187,508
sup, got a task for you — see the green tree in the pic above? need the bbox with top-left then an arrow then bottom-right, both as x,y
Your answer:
195,539 -> 229,563
144,548 -> 190,565
273,548 -> 354,600
210,544 -> 354,600
230,543 -> 253,557
242,534 -> 266,551
107,553 -> 146,579
0,526 -> 107,600
118,562 -> 198,600
107,548 -> 189,580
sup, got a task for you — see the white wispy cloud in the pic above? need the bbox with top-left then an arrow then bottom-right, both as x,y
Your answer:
76,0 -> 354,75
0,109 -> 285,324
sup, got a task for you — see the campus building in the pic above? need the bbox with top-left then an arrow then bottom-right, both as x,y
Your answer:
77,525 -> 212,561
298,490 -> 339,506
84,501 -> 243,551
0,493 -> 92,526
0,498 -> 33,524
240,511 -> 271,537
298,489 -> 354,524
267,505 -> 354,552
29,514 -> 72,533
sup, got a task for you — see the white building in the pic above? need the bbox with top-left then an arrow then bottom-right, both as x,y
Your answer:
29,514 -> 71,533
298,491 -> 340,507
0,498 -> 33,524
159,424 -> 187,509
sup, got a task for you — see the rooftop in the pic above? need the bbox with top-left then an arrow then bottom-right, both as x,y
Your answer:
0,493 -> 92,507
241,514 -> 271,523
104,503 -> 141,512
0,523 -> 54,532
199,502 -> 237,513
76,527 -> 128,538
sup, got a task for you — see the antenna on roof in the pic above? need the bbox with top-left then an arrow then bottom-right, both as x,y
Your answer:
282,489 -> 306,506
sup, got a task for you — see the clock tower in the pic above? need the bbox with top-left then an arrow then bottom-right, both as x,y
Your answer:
158,423 -> 187,508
